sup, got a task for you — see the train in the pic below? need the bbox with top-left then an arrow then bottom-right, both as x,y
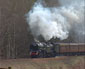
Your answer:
29,42 -> 85,58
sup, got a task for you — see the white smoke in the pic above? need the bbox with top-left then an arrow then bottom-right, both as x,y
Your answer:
26,0 -> 85,42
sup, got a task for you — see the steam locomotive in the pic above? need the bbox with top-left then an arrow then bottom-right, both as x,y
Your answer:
29,42 -> 85,58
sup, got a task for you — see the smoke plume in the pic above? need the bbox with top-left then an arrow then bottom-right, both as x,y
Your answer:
26,0 -> 85,42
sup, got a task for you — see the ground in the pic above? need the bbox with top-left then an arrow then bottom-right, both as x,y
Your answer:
0,56 -> 85,69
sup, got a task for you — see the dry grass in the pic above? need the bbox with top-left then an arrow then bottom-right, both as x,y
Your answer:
0,56 -> 85,69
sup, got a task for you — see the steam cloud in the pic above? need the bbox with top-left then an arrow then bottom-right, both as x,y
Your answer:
26,0 -> 85,42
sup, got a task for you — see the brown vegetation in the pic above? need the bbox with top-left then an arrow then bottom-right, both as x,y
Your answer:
0,56 -> 85,69
0,0 -> 36,59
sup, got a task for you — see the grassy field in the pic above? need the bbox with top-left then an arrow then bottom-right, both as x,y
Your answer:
0,56 -> 85,69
